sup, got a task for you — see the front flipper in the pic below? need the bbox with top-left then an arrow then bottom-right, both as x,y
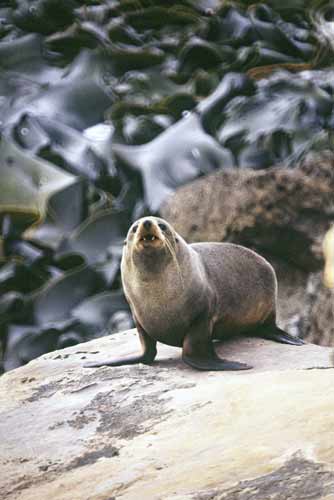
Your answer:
260,326 -> 305,346
182,315 -> 251,371
84,322 -> 157,368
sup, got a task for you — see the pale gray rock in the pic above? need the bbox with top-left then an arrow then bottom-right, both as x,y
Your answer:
0,330 -> 334,500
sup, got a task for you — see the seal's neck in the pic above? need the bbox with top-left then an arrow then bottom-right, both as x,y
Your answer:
132,251 -> 169,278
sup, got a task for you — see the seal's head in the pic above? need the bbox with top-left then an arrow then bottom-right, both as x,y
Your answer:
123,216 -> 181,272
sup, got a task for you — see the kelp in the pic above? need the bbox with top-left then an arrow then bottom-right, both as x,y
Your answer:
217,70 -> 334,167
1,0 -> 334,371
113,113 -> 234,211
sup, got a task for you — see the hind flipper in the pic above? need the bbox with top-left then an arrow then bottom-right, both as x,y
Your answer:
259,325 -> 305,346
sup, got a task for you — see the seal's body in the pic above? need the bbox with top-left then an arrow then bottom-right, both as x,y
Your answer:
86,217 -> 303,371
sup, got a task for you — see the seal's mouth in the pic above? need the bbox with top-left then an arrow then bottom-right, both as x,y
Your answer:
138,231 -> 162,248
140,234 -> 158,242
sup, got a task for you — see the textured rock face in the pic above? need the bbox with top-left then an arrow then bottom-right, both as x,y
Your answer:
1,330 -> 334,500
161,153 -> 334,271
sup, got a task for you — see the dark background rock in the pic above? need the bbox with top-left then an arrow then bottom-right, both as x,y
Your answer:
161,152 -> 334,271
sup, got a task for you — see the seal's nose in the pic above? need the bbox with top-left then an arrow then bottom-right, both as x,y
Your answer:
143,220 -> 152,230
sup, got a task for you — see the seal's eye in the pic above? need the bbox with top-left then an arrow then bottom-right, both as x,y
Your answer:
132,225 -> 138,233
158,223 -> 167,231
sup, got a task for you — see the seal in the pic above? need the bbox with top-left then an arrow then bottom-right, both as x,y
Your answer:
85,216 -> 304,371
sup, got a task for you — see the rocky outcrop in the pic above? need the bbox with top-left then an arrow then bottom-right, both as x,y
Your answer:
161,152 -> 334,271
1,330 -> 333,500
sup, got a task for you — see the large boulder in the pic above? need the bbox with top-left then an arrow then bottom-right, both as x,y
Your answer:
1,330 -> 333,500
161,152 -> 334,272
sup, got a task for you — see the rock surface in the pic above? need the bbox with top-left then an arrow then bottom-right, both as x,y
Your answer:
1,330 -> 334,500
161,152 -> 334,271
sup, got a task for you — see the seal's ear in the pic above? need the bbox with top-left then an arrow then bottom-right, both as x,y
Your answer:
123,239 -> 127,245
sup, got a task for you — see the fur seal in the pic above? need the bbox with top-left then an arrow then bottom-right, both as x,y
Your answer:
85,216 -> 304,371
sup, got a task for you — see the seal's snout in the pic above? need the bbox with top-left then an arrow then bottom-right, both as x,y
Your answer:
139,219 -> 157,240
136,218 -> 163,248
143,219 -> 152,230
